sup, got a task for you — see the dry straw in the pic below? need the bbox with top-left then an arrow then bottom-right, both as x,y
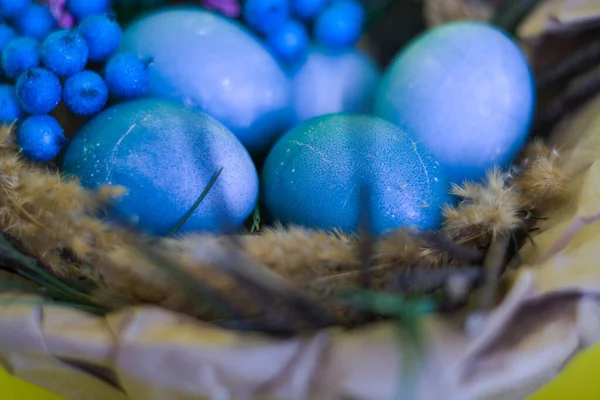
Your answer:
0,123 -> 570,333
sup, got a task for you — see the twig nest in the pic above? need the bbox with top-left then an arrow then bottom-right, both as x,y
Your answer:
60,98 -> 259,236
423,0 -> 495,27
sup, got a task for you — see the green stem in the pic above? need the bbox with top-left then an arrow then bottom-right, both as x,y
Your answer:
168,167 -> 223,238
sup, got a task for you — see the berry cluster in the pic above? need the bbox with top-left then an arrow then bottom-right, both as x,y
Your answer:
0,1 -> 151,163
242,0 -> 365,64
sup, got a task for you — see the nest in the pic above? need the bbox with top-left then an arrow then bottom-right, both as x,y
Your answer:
0,120 -> 570,336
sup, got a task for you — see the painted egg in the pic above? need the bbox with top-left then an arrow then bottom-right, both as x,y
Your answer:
374,21 -> 535,183
120,8 -> 293,155
291,46 -> 380,124
261,114 -> 451,235
61,98 -> 259,236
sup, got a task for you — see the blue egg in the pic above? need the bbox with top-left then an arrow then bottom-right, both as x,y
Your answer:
374,21 -> 535,184
61,98 -> 259,236
291,46 -> 380,123
120,8 -> 293,155
261,114 -> 451,235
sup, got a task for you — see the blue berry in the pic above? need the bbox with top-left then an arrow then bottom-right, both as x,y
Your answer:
13,3 -> 58,41
66,0 -> 111,22
314,0 -> 365,49
63,70 -> 108,116
243,0 -> 290,35
0,84 -> 23,124
267,20 -> 309,63
0,0 -> 31,19
40,29 -> 89,77
0,24 -> 18,53
104,53 -> 150,99
78,13 -> 122,62
16,68 -> 62,114
1,37 -> 40,80
293,0 -> 328,20
17,115 -> 67,162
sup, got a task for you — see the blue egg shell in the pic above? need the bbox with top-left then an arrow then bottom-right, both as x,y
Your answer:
261,114 -> 451,235
374,21 -> 535,184
291,46 -> 380,124
61,98 -> 259,236
120,8 -> 293,155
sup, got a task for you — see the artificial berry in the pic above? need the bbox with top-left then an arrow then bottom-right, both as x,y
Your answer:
104,53 -> 150,99
0,24 -> 18,53
0,84 -> 24,124
1,37 -> 40,80
13,3 -> 58,41
63,70 -> 108,116
66,0 -> 111,22
0,0 -> 31,19
78,13 -> 122,62
17,114 -> 67,162
314,0 -> 365,49
267,20 -> 309,63
40,29 -> 89,77
243,0 -> 290,35
293,0 -> 328,20
16,67 -> 62,114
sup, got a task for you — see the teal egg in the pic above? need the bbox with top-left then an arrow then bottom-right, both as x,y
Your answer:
61,98 -> 259,236
374,21 -> 535,184
120,8 -> 293,155
261,114 -> 451,235
291,46 -> 380,124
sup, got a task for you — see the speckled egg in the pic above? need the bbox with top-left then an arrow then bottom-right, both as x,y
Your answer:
374,21 -> 535,184
61,98 -> 259,236
291,46 -> 380,124
120,8 -> 293,155
261,114 -> 451,235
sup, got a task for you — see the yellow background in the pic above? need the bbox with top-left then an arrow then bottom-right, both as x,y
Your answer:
2,343 -> 600,399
